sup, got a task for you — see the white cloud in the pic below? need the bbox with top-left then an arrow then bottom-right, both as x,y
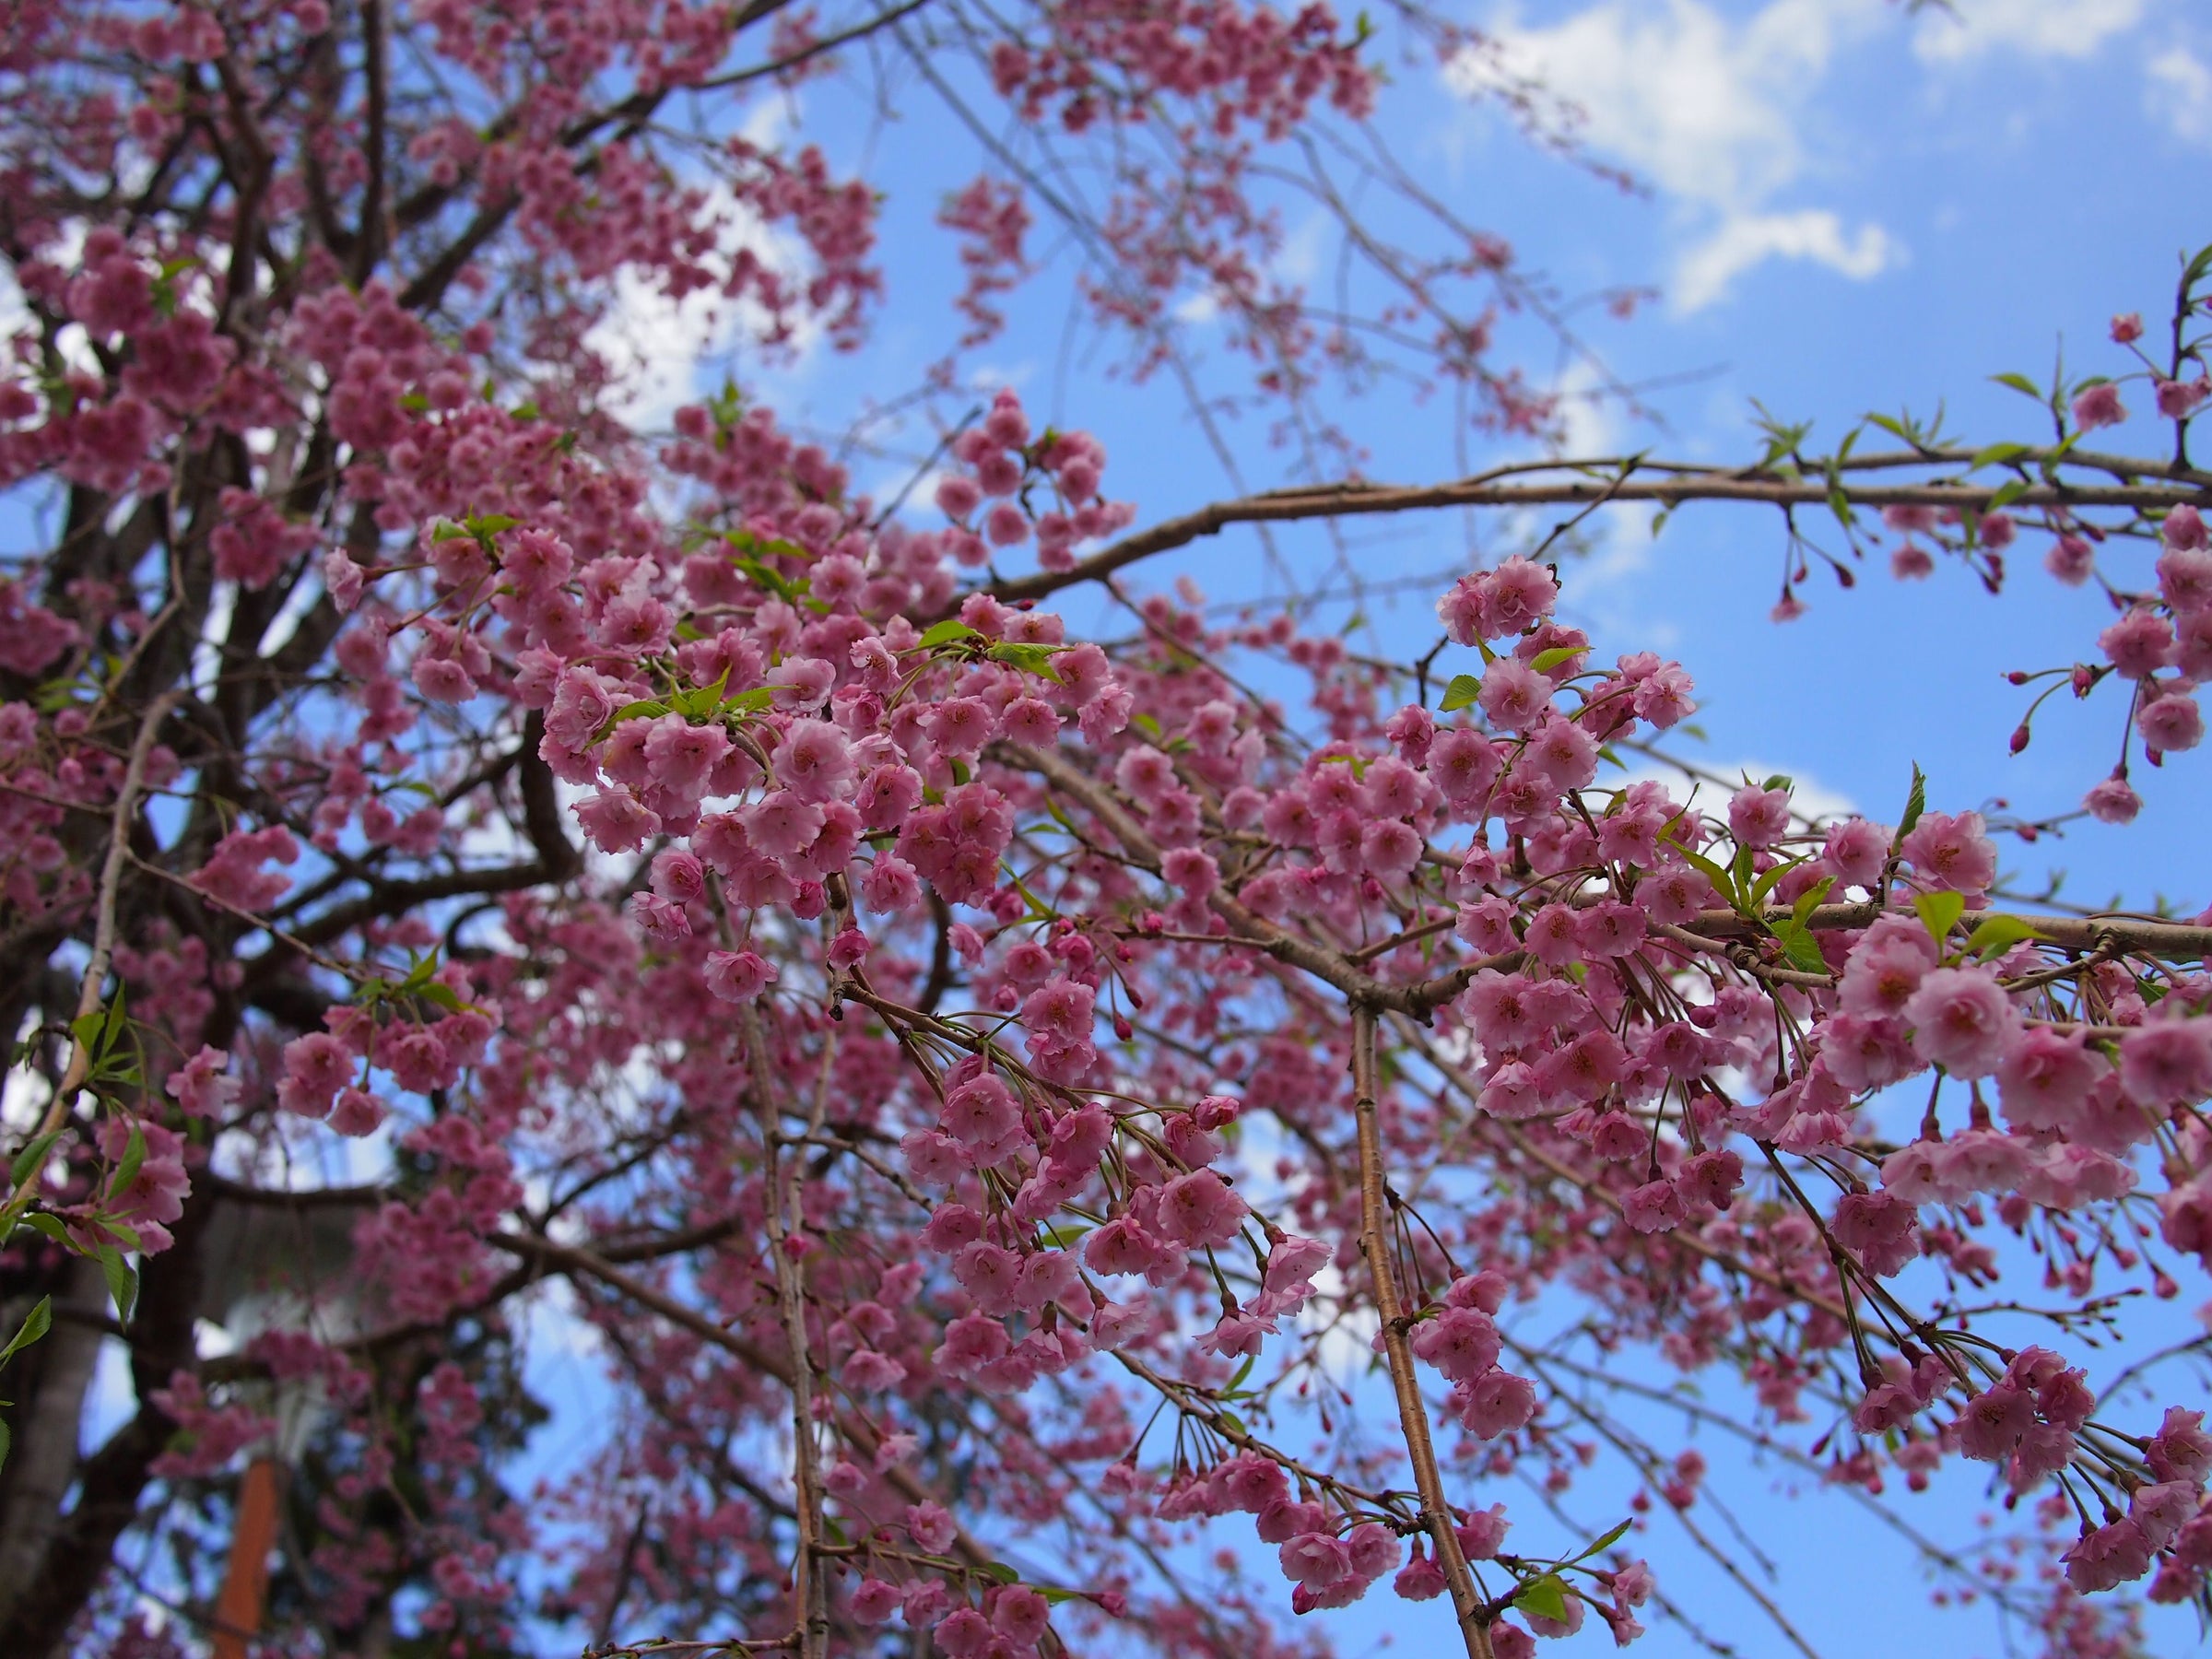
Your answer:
1453,0 -> 1899,310
1912,0 -> 2144,64
1675,210 -> 1898,312
2146,43 -> 2212,145
583,183 -> 819,433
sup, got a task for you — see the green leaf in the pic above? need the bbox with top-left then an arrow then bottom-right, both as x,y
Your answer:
978,1561 -> 1020,1586
1529,645 -> 1584,674
721,687 -> 774,715
464,513 -> 518,540
18,1213 -> 71,1245
1778,927 -> 1830,975
594,699 -> 670,741
917,618 -> 980,651
1439,674 -> 1483,713
1789,876 -> 1835,926
1667,837 -> 1740,913
988,641 -> 1065,681
110,1123 -> 146,1207
0,1418 -> 10,1471
1746,855 -> 1804,914
1987,477 -> 2030,512
1913,889 -> 1967,948
1571,1518 -> 1634,1563
1967,914 -> 2049,960
1865,412 -> 1912,441
9,1129 -> 63,1192
98,1246 -> 136,1325
1968,441 -> 2031,470
1894,763 -> 1927,845
1988,371 -> 2042,401
948,758 -> 971,787
1513,1574 -> 1571,1624
1222,1350 -> 1259,1396
0,1297 -> 51,1365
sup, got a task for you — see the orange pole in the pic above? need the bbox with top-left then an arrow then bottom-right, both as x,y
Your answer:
211,1455 -> 283,1659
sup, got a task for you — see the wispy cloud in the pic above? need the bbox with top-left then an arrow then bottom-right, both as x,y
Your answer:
1912,0 -> 2146,64
2146,43 -> 2212,145
1453,0 -> 1900,311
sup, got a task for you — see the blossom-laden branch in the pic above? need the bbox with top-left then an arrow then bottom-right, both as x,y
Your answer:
5,3 -> 2212,1658
1351,1006 -> 1497,1659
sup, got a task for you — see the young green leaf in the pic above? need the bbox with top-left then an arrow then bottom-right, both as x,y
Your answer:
1513,1574 -> 1571,1624
98,1246 -> 137,1325
1529,645 -> 1583,674
0,1296 -> 52,1365
1913,889 -> 1967,947
1894,763 -> 1927,845
1439,673 -> 1483,713
1966,914 -> 2048,960
917,618 -> 980,650
8,1129 -> 63,1192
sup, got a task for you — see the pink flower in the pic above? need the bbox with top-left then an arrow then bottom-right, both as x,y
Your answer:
1265,1233 -> 1332,1296
2165,503 -> 2208,552
2100,608 -> 2175,678
1995,1027 -> 2105,1131
850,1580 -> 900,1624
280,1031 -> 354,1115
2063,1519 -> 2153,1594
1898,810 -> 1996,893
1621,1178 -> 1685,1233
1727,784 -> 1791,850
1477,657 -> 1552,731
2119,1019 -> 2212,1110
1453,1367 -> 1537,1439
95,1117 -> 189,1254
1483,556 -> 1559,636
2069,382 -> 2126,430
1840,914 -> 1939,1018
941,1075 -> 1021,1148
2084,773 -> 2142,824
1157,1169 -> 1247,1250
2137,692 -> 2204,753
704,949 -> 778,1003
2158,378 -> 2212,419
1954,1383 -> 2034,1461
1411,1307 -> 1500,1382
166,1045 -> 238,1119
1022,977 -> 1095,1049
991,1584 -> 1051,1644
2147,1407 -> 2212,1483
1834,1189 -> 1920,1277
1902,967 -> 2016,1077
933,1608 -> 993,1657
330,1087 -> 390,1137
1822,818 -> 1888,888
1279,1531 -> 1357,1588
2132,1481 -> 2199,1552
574,790 -> 661,853
741,790 -> 826,860
1394,1547 -> 1449,1601
1428,728 -> 1502,807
